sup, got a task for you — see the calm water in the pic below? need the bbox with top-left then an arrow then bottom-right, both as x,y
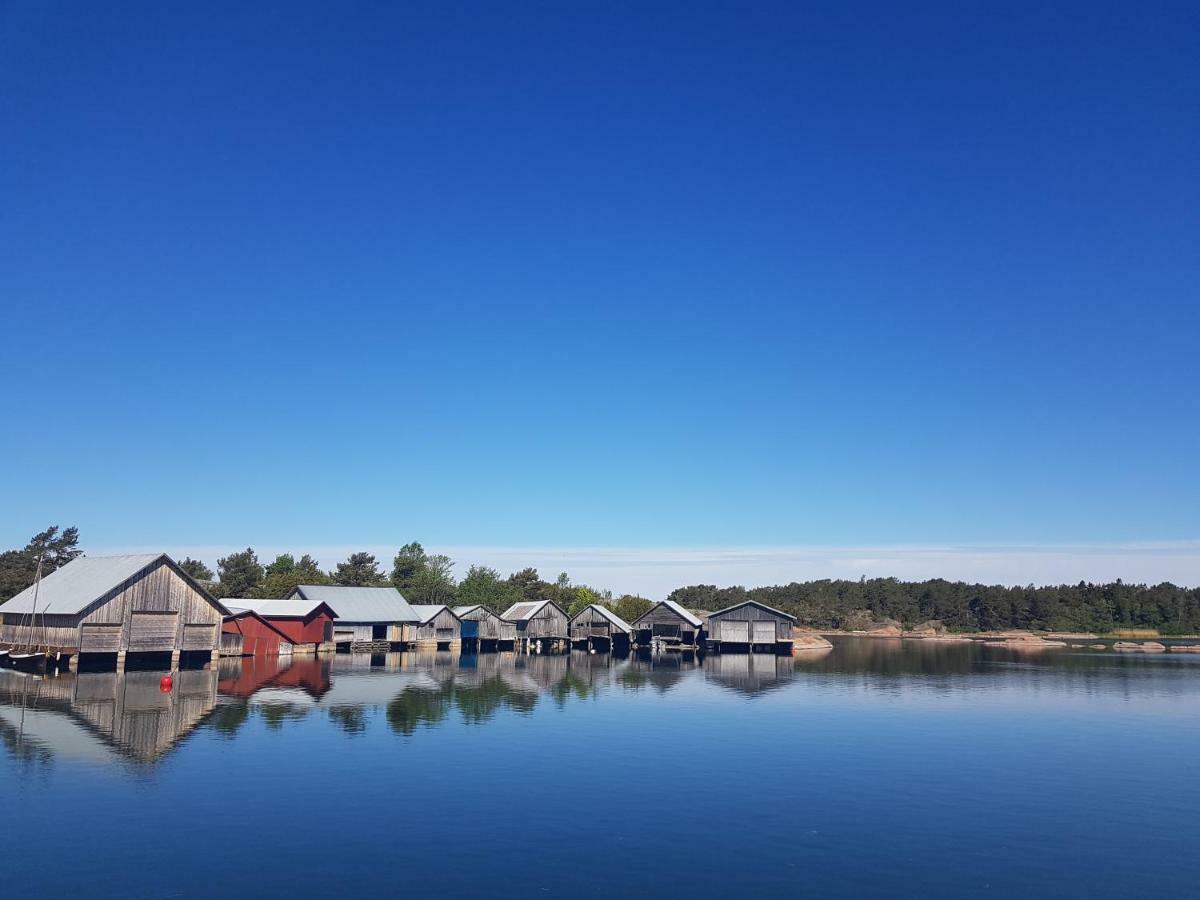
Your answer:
3,639 -> 1199,897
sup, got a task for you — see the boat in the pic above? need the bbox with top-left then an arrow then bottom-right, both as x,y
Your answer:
9,652 -> 48,674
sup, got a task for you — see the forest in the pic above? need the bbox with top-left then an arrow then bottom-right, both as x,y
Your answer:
2,525 -> 1198,634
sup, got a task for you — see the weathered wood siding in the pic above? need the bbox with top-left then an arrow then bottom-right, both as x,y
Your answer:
1,613 -> 77,648
459,608 -> 517,641
568,607 -> 629,640
1,559 -> 224,653
707,603 -> 793,642
518,602 -> 568,640
412,608 -> 461,643
332,622 -> 407,643
634,604 -> 702,640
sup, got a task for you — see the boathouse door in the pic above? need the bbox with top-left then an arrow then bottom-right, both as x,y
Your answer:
129,612 -> 179,652
752,621 -> 775,644
723,621 -> 749,644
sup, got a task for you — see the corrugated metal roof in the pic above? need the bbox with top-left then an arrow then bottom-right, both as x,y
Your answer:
290,584 -> 418,623
2,554 -> 186,616
501,600 -> 547,621
571,604 -> 634,634
410,604 -> 453,624
243,598 -> 336,619
452,605 -> 483,617
707,599 -> 796,622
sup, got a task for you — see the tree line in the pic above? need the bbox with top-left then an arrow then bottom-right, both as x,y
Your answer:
667,578 -> 1200,635
2,525 -> 1198,633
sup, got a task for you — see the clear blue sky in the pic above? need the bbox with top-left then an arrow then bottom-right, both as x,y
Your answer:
2,2 -> 1197,562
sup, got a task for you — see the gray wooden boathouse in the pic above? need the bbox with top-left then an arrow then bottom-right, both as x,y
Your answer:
409,605 -> 462,649
705,600 -> 795,653
568,604 -> 633,651
632,600 -> 705,650
285,585 -> 419,650
501,599 -> 569,651
453,605 -> 517,650
0,554 -> 229,670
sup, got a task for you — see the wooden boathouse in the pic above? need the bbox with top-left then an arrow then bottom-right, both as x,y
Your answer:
705,600 -> 795,653
221,609 -> 295,657
453,605 -> 517,651
238,597 -> 338,653
284,585 -> 418,650
632,600 -> 704,650
568,604 -> 633,652
0,553 -> 229,671
409,605 -> 462,649
501,599 -> 569,652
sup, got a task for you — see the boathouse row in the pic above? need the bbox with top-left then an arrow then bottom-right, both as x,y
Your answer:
0,553 -> 230,667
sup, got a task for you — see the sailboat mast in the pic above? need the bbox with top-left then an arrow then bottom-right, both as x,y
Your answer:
23,552 -> 45,652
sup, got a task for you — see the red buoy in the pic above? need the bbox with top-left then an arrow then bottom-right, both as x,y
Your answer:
160,674 -> 173,693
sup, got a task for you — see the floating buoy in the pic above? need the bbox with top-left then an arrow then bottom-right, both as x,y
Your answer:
159,674 -> 173,693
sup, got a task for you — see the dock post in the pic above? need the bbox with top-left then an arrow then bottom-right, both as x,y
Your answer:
116,651 -> 126,673
68,654 -> 79,673
170,649 -> 181,669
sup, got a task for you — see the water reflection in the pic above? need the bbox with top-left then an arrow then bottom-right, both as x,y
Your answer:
0,667 -> 219,765
4,640 -> 1199,766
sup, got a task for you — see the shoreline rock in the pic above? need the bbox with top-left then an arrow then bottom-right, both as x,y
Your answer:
1113,641 -> 1167,652
792,634 -> 834,652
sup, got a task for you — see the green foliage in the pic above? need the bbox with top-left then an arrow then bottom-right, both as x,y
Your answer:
666,578 -> 1200,635
177,557 -> 215,582
610,594 -> 654,624
215,548 -> 264,599
254,553 -> 331,598
0,525 -> 83,603
457,565 -> 521,614
390,541 -> 457,603
332,551 -> 387,587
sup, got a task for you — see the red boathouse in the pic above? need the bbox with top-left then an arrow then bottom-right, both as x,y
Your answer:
242,598 -> 338,652
222,610 -> 296,657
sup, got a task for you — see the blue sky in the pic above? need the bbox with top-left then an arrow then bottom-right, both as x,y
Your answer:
2,2 -> 1197,589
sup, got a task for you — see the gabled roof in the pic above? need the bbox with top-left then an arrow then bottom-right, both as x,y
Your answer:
569,604 -> 633,635
452,605 -> 485,617
288,585 -> 418,623
410,604 -> 456,624
2,553 -> 229,617
501,598 -> 565,622
634,599 -> 703,629
707,599 -> 796,622
222,607 -> 297,644
235,598 -> 338,619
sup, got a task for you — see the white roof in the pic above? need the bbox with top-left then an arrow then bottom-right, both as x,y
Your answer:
289,585 -> 418,623
237,598 -> 336,618
410,604 -> 453,624
2,554 -> 225,617
570,604 -> 634,634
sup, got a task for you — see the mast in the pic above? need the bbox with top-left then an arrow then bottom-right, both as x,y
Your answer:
22,552 -> 45,652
